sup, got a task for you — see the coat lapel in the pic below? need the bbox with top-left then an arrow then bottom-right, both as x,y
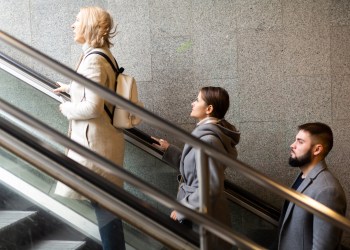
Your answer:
179,143 -> 192,181
281,179 -> 307,227
281,161 -> 327,228
73,47 -> 95,102
179,126 -> 202,182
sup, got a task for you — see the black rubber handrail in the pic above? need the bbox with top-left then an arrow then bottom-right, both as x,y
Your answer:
224,180 -> 280,223
0,51 -> 69,99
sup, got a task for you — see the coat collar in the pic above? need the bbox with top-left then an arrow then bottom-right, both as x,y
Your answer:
82,43 -> 91,54
196,117 -> 219,126
296,160 -> 327,193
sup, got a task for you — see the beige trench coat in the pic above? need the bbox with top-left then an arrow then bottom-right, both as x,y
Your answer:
55,45 -> 124,199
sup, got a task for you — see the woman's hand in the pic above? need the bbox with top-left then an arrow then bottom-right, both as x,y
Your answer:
53,82 -> 68,94
151,136 -> 170,151
170,210 -> 177,221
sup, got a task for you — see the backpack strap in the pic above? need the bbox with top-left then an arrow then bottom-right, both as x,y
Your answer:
85,51 -> 124,121
86,51 -> 124,73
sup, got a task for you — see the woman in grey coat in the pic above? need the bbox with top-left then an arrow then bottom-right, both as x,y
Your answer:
154,86 -> 240,249
53,6 -> 125,250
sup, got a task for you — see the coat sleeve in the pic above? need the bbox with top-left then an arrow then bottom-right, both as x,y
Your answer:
178,135 -> 225,219
312,186 -> 347,250
162,144 -> 182,170
60,56 -> 107,120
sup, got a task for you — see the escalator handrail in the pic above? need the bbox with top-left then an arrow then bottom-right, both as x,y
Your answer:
224,180 -> 280,226
1,30 -> 350,234
0,51 -> 70,100
0,39 -> 280,227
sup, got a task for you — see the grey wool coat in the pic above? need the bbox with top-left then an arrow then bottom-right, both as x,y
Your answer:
55,45 -> 124,200
278,161 -> 347,250
163,122 -> 240,223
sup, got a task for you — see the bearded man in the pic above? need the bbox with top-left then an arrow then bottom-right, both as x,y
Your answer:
277,122 -> 347,250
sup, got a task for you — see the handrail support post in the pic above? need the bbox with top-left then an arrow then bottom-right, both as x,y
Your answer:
196,148 -> 210,250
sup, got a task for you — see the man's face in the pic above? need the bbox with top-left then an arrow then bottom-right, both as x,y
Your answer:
289,130 -> 313,167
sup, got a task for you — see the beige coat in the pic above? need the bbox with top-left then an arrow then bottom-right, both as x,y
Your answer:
55,45 -> 124,199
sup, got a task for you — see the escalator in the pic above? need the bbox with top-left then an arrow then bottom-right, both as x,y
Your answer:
2,30 -> 350,250
0,39 -> 280,249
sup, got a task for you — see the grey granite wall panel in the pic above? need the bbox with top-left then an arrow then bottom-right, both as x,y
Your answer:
332,74 -> 350,120
237,121 -> 286,167
236,0 -> 282,31
239,73 -> 286,122
148,67 -> 196,123
331,26 -> 350,75
283,26 -> 331,76
109,0 -> 152,82
0,1 -> 31,42
283,0 -> 330,28
238,30 -> 284,77
329,120 -> 350,164
283,75 -> 332,122
192,32 -> 237,80
0,1 -> 31,65
192,0 -> 237,34
149,0 -> 192,37
151,36 -> 193,70
238,30 -> 285,122
192,0 -> 237,79
330,0 -> 350,26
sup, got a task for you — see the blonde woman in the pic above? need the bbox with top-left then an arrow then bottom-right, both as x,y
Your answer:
54,6 -> 125,250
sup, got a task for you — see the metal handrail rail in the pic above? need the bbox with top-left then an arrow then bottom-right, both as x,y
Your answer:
1,30 -> 349,236
0,49 -> 280,247
0,51 -> 281,230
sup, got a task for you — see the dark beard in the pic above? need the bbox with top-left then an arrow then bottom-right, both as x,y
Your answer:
289,149 -> 312,167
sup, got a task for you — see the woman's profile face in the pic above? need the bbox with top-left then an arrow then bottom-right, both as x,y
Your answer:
190,91 -> 210,121
71,11 -> 85,44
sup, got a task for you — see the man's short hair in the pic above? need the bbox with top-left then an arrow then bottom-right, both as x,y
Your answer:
298,122 -> 333,157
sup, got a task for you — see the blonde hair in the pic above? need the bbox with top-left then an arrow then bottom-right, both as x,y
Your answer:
79,6 -> 117,48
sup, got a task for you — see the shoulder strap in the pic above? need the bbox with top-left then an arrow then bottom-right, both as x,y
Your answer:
86,51 -> 124,74
85,51 -> 124,122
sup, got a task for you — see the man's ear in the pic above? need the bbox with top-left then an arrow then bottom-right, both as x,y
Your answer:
313,144 -> 323,156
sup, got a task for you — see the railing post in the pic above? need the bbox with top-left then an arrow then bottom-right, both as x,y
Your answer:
196,148 -> 210,250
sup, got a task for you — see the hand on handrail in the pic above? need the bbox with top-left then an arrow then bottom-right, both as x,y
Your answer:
151,136 -> 170,152
53,81 -> 69,94
170,210 -> 177,220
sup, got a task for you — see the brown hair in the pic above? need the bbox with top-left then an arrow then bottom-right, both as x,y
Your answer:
200,86 -> 230,119
79,6 -> 117,48
298,122 -> 333,157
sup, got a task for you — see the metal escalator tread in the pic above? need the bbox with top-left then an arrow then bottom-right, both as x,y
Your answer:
31,240 -> 86,250
0,210 -> 37,231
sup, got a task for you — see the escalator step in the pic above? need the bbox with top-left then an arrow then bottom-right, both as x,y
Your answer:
0,210 -> 36,231
31,240 -> 86,250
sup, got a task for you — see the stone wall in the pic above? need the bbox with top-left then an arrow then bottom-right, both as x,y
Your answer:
1,0 -> 349,246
